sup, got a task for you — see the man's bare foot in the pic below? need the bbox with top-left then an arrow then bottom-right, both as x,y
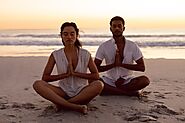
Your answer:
137,90 -> 151,99
126,90 -> 145,99
54,104 -> 62,112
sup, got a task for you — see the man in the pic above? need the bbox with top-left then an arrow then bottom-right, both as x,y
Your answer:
94,16 -> 150,97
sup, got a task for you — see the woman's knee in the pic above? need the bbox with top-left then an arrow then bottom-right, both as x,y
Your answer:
33,80 -> 46,90
90,80 -> 104,92
95,80 -> 104,89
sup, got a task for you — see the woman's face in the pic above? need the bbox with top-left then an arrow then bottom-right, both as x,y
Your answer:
61,26 -> 77,46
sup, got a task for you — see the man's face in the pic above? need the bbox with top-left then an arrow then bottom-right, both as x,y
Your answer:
110,20 -> 125,37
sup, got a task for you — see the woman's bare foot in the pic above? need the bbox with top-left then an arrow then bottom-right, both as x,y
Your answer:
78,105 -> 88,114
54,104 -> 88,114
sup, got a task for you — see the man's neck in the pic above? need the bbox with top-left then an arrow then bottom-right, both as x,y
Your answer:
114,36 -> 125,44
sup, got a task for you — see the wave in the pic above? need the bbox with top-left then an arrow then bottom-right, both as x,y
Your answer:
1,33 -> 185,38
137,41 -> 185,47
1,33 -> 185,47
0,39 -> 185,47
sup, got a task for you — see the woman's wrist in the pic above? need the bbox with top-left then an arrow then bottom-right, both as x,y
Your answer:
60,73 -> 69,79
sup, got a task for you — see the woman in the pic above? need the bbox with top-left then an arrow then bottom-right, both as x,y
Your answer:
33,22 -> 104,114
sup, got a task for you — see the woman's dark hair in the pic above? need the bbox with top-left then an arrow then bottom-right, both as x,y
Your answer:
110,16 -> 125,26
60,22 -> 82,48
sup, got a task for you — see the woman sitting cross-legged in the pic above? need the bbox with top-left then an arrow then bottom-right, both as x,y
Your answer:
33,22 -> 104,114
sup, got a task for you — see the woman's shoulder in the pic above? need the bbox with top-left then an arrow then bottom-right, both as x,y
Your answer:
79,48 -> 91,56
80,48 -> 89,53
52,48 -> 64,56
53,48 -> 64,52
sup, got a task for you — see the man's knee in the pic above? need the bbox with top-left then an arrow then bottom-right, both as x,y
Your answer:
140,75 -> 150,86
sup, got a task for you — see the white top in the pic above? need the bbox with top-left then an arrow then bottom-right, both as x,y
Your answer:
95,38 -> 143,81
52,48 -> 90,97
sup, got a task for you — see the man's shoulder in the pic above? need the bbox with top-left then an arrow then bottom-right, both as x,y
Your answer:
125,39 -> 137,46
100,38 -> 114,46
126,39 -> 134,43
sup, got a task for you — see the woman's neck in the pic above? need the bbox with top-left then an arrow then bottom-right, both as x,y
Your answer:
64,45 -> 79,56
65,45 -> 76,50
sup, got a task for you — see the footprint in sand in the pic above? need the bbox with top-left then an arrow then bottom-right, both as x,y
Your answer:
138,91 -> 165,104
0,96 -> 9,110
154,93 -> 166,99
177,117 -> 185,122
101,103 -> 108,106
0,96 -> 8,103
24,87 -> 30,91
175,93 -> 183,97
87,104 -> 99,111
124,113 -> 158,122
174,86 -> 182,90
11,102 -> 36,110
0,103 -> 9,110
7,114 -> 17,117
22,103 -> 36,109
140,98 -> 164,104
38,105 -> 58,117
150,104 -> 180,115
164,92 -> 172,94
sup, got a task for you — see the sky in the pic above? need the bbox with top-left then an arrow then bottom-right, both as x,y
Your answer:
0,0 -> 185,32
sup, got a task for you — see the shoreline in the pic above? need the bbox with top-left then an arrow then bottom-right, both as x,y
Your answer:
0,57 -> 185,122
0,45 -> 185,59
1,56 -> 185,60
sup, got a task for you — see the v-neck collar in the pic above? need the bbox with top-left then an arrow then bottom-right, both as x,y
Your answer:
62,48 -> 80,71
112,37 -> 127,55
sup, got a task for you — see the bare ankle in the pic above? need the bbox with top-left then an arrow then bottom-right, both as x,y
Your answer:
79,105 -> 88,114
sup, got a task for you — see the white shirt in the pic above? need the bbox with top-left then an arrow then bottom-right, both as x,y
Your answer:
52,48 -> 90,97
95,38 -> 143,82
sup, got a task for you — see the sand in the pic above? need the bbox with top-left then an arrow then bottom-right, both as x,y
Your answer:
0,57 -> 185,123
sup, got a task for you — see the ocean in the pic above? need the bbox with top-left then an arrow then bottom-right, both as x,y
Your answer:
0,29 -> 185,59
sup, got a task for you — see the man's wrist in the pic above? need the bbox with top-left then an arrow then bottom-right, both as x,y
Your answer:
111,63 -> 116,68
120,63 -> 125,68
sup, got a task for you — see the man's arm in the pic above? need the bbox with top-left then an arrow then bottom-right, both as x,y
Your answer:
94,58 -> 115,72
119,57 -> 145,72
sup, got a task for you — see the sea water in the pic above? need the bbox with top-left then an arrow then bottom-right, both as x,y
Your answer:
0,29 -> 185,59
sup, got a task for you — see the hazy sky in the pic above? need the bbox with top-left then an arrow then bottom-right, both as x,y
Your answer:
0,0 -> 185,31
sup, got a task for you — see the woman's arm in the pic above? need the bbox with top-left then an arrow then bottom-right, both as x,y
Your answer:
42,54 -> 69,82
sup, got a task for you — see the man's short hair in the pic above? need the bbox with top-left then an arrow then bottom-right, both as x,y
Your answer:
110,16 -> 125,26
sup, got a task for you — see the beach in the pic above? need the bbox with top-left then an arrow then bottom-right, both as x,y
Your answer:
0,56 -> 185,123
1,0 -> 185,122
